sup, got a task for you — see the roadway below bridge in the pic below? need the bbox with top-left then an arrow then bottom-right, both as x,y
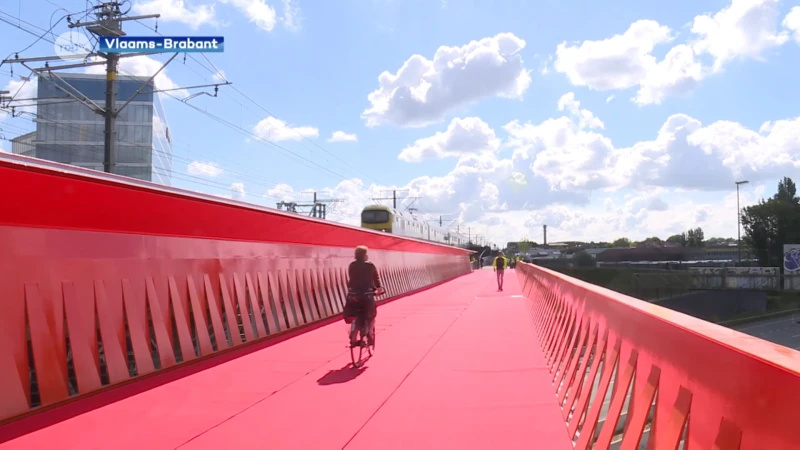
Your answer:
732,313 -> 800,351
0,271 -> 571,450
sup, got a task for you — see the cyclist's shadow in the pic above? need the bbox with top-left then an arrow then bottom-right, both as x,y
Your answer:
316,364 -> 369,385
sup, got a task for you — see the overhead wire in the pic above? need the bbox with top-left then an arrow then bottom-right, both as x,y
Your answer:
130,18 -> 379,186
0,5 -> 378,214
1,110 -> 290,203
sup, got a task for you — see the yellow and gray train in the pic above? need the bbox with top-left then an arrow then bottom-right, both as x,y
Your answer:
360,204 -> 470,248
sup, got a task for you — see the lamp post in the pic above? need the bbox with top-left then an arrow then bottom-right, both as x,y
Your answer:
736,180 -> 749,263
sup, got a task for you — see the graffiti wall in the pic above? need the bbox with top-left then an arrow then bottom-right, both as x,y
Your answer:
784,244 -> 800,290
689,267 -> 780,290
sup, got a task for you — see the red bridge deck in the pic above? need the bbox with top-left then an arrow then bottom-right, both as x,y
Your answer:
1,271 -> 571,450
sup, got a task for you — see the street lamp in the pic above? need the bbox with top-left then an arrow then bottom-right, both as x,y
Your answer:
736,180 -> 749,263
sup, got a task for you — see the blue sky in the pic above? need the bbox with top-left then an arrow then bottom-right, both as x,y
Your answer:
2,0 -> 800,246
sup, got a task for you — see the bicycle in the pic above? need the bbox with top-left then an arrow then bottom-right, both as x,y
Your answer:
346,287 -> 381,368
349,316 -> 375,368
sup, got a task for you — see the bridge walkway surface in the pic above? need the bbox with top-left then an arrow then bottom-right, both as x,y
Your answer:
0,270 -> 572,450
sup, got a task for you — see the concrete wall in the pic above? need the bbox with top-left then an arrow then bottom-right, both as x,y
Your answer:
653,290 -> 767,321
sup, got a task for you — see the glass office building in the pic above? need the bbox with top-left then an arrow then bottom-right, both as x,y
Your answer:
33,72 -> 172,185
11,131 -> 35,156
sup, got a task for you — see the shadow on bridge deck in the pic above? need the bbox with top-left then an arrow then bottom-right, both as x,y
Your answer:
0,271 -> 571,450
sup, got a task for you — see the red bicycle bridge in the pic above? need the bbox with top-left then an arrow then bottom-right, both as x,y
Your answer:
1,154 -> 800,449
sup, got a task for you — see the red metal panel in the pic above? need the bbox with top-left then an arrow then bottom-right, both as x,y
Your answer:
620,365 -> 660,450
283,270 -> 305,328
307,269 -> 329,319
312,269 -> 332,318
257,273 -> 281,335
145,278 -> 177,369
331,268 -> 347,312
121,279 -> 156,377
563,322 -> 596,415
567,327 -> 606,440
0,155 -> 472,257
245,274 -> 268,339
516,262 -> 800,450
25,283 -> 69,406
231,274 -> 256,343
187,276 -> 215,356
297,270 -> 318,323
62,281 -> 103,393
203,275 -> 228,348
95,281 -> 130,383
265,272 -> 285,332
557,318 -> 588,408
389,267 -> 399,297
218,276 -> 243,346
168,277 -> 198,361
555,314 -> 584,388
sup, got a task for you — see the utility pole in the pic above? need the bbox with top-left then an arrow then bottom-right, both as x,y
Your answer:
276,191 -> 339,219
0,1 -> 231,182
371,189 -> 419,211
543,225 -> 547,247
68,2 -> 161,174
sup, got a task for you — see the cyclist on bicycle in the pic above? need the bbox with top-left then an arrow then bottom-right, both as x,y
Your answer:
344,245 -> 384,347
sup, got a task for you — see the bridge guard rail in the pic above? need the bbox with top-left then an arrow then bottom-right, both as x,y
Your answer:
0,155 -> 472,424
515,262 -> 800,450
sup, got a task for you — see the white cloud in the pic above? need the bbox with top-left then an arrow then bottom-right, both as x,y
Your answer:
634,44 -> 705,105
222,0 -> 277,32
187,161 -> 224,177
270,90 -> 800,246
554,20 -> 674,92
362,33 -> 532,128
606,95 -> 615,103
554,20 -> 704,106
398,117 -> 501,162
554,0 -> 792,105
85,55 -> 189,99
328,131 -> 358,143
280,0 -> 302,31
691,0 -> 789,72
784,6 -> 800,44
266,183 -> 299,201
556,92 -> 604,129
252,116 -> 319,142
132,0 -> 217,29
231,182 -> 246,199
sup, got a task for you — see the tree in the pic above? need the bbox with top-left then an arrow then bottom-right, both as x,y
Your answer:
517,239 -> 533,255
612,237 -> 631,247
573,250 -> 595,267
640,236 -> 664,247
742,177 -> 800,267
686,227 -> 705,247
667,233 -> 687,246
705,237 -> 734,247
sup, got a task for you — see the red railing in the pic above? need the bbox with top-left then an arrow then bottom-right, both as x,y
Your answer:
516,262 -> 800,450
0,154 -> 472,423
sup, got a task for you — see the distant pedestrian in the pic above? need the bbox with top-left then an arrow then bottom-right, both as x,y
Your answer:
493,251 -> 508,291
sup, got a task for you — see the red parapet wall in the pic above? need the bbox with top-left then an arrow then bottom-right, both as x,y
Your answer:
0,155 -> 472,423
516,263 -> 800,450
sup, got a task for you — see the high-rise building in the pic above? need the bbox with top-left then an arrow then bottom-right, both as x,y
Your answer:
31,72 -> 172,185
10,131 -> 35,156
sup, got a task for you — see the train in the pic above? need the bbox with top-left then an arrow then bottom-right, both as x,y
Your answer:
360,204 -> 471,248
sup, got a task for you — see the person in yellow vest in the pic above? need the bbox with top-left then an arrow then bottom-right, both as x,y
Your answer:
493,251 -> 508,291
470,256 -> 477,270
